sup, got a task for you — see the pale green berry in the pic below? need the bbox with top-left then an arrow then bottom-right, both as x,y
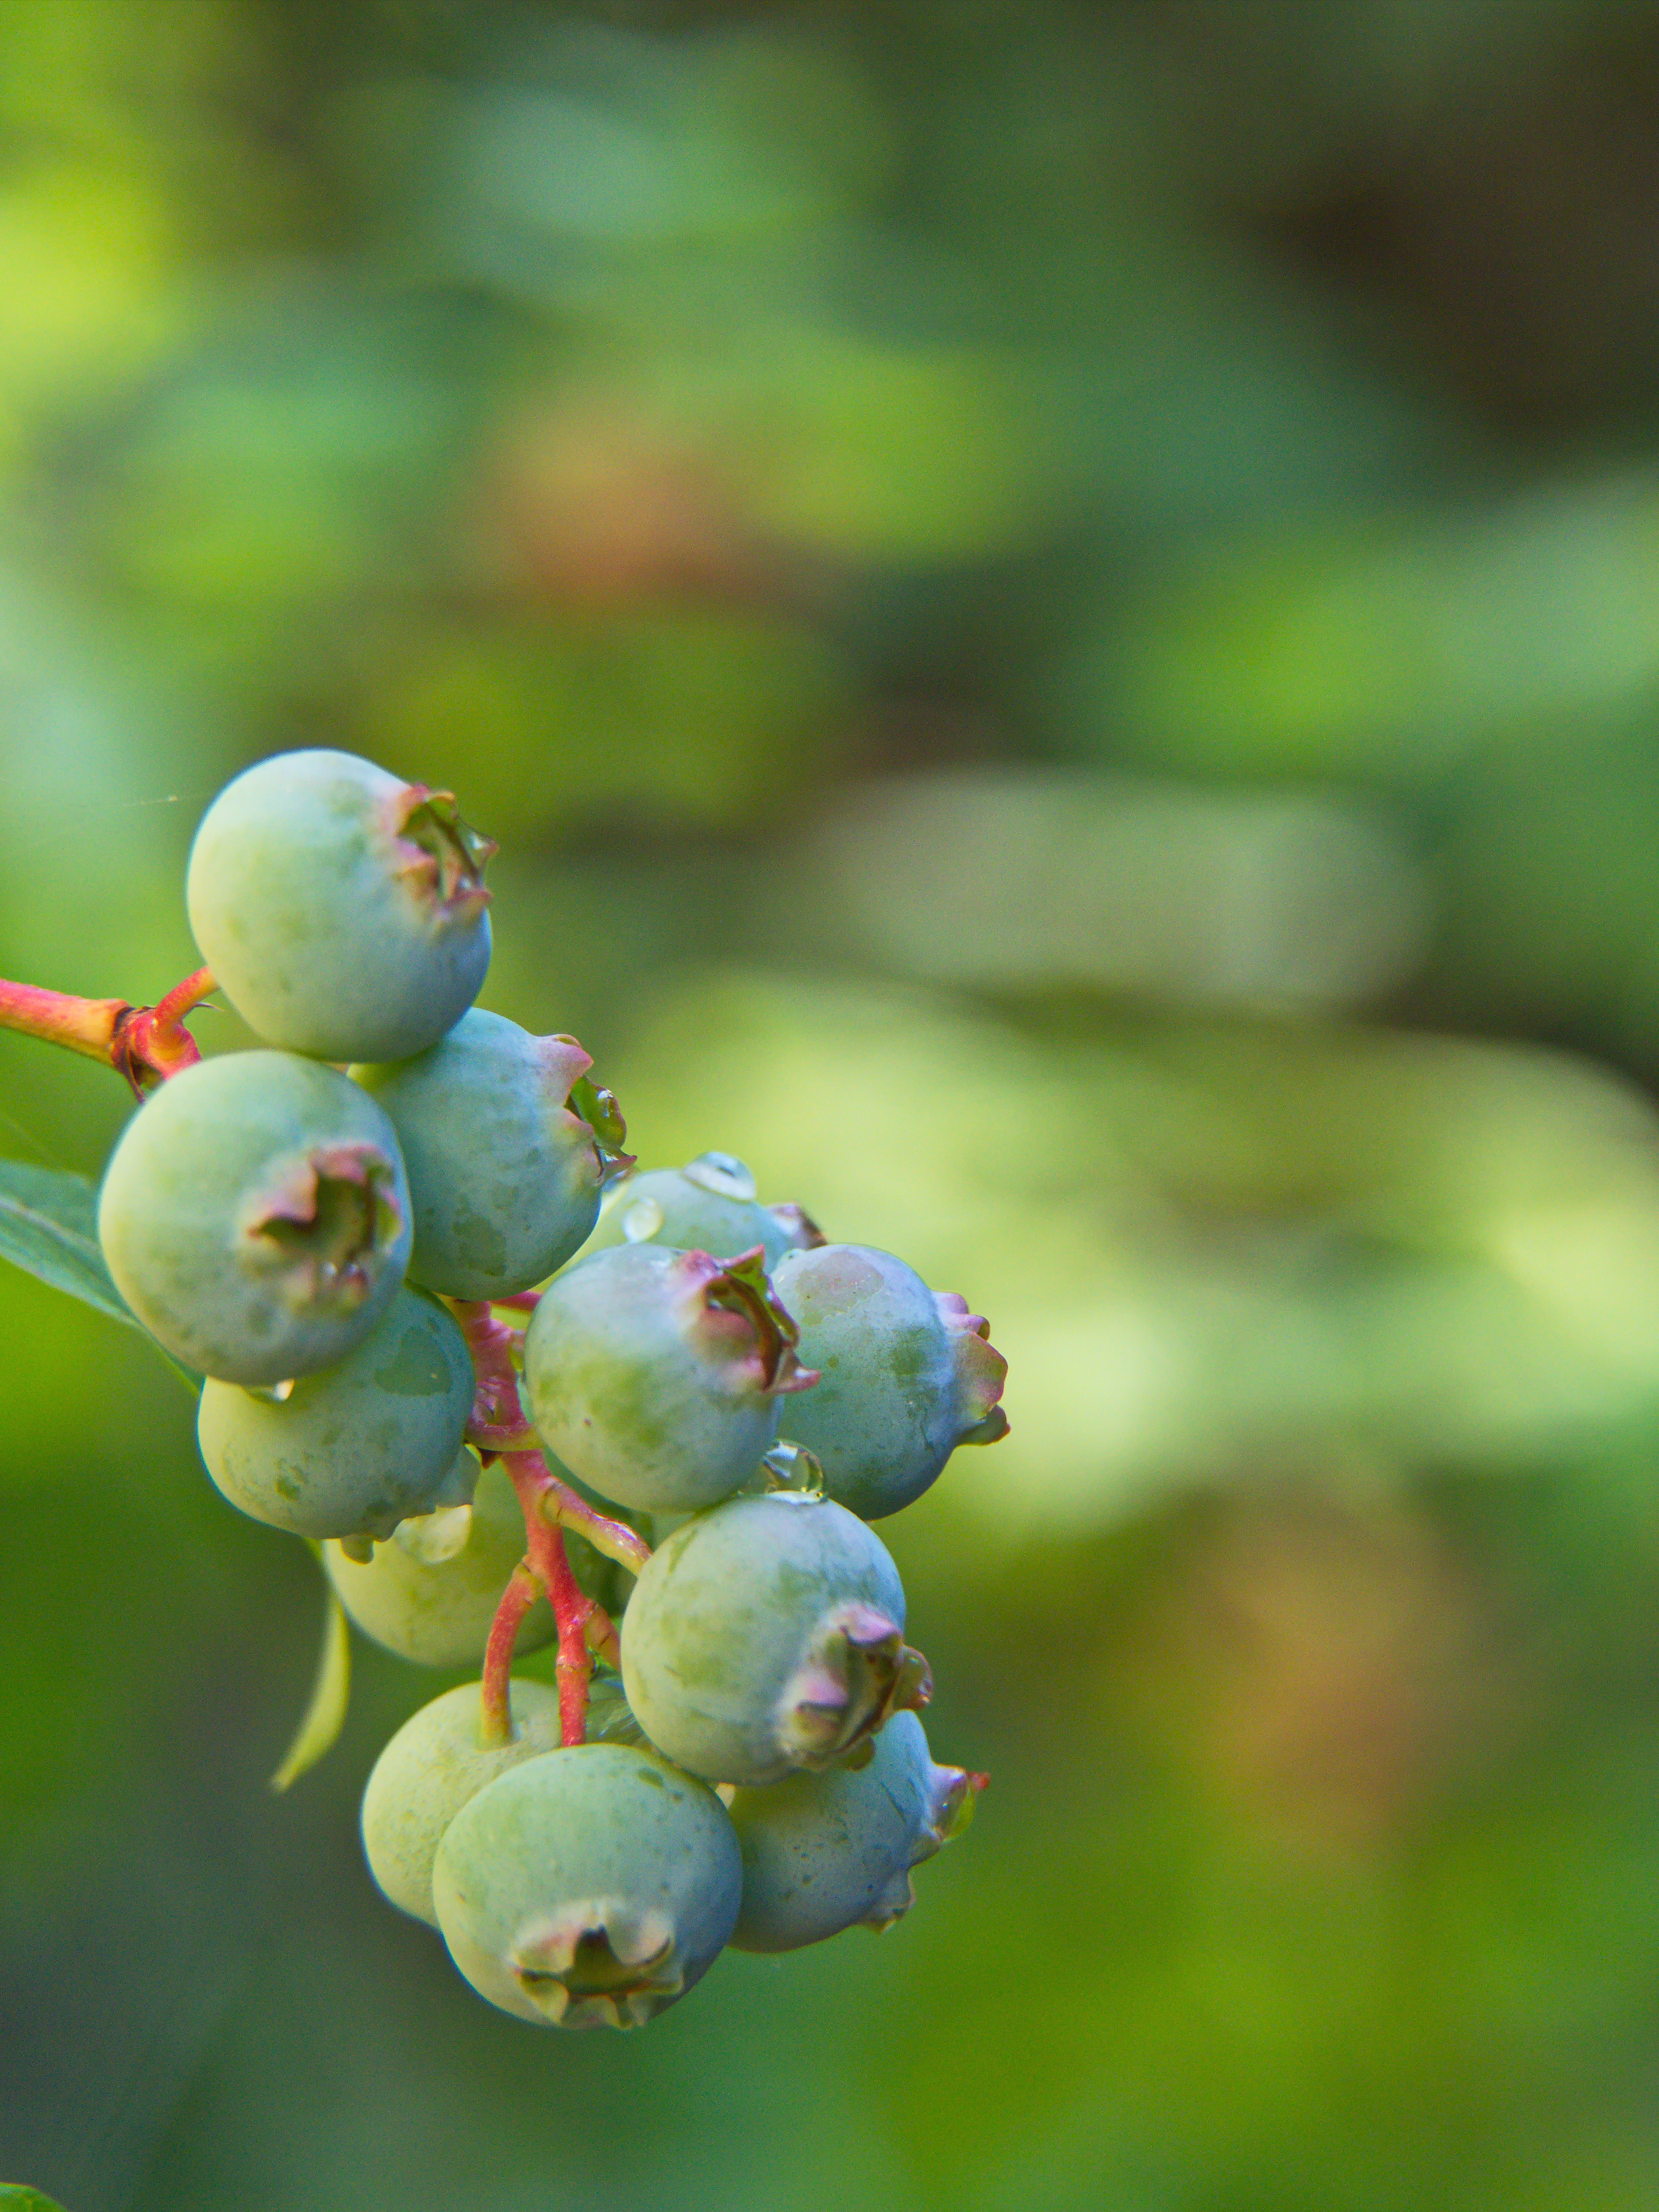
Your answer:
621,1492 -> 931,1785
354,1010 -> 621,1300
197,1286 -> 472,1541
360,1678 -> 564,1924
323,1457 -> 557,1662
577,1154 -> 813,1268
186,748 -> 493,1062
522,1243 -> 817,1515
729,1711 -> 979,1952
771,1244 -> 1008,1519
433,1744 -> 741,2028
98,1048 -> 412,1385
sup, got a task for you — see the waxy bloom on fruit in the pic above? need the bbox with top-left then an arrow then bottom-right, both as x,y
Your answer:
523,1243 -> 818,1515
361,1679 -> 565,1925
728,1710 -> 979,1952
198,1285 -> 473,1541
186,748 -> 494,1062
97,1049 -> 412,1385
433,1744 -> 741,2028
771,1243 -> 1008,1519
354,1009 -> 623,1300
621,1492 -> 931,1785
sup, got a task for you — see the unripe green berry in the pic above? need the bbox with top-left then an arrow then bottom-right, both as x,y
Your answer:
728,1711 -> 978,1952
323,1458 -> 556,1661
771,1244 -> 1008,1519
361,1679 -> 564,1924
186,748 -> 493,1062
198,1285 -> 472,1541
621,1492 -> 931,1785
433,1744 -> 741,2028
522,1244 -> 817,1515
98,1049 -> 412,1385
354,1009 -> 620,1300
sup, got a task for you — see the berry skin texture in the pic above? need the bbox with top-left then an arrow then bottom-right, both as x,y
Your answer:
433,1743 -> 742,2029
728,1711 -> 978,1953
522,1243 -> 818,1516
578,1154 -> 809,1269
621,1492 -> 932,1786
323,1457 -> 557,1659
198,1285 -> 474,1541
361,1679 -> 565,1925
770,1244 -> 1009,1520
354,1009 -> 609,1300
186,748 -> 494,1062
97,1048 -> 413,1385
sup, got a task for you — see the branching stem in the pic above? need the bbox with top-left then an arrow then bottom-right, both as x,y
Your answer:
505,1450 -> 607,1748
448,1297 -> 639,1749
0,966 -> 215,1096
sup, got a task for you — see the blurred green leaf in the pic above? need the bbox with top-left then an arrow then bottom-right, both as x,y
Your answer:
0,1160 -> 134,1329
0,2190 -> 71,2210
268,1573 -> 350,1794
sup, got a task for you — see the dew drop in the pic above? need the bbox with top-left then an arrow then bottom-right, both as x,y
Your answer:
683,1151 -> 756,1201
623,1197 -> 666,1242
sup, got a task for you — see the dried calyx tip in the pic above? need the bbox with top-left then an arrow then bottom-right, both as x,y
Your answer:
692,1246 -> 818,1396
510,1901 -> 680,2029
388,784 -> 495,917
780,1604 -> 932,1767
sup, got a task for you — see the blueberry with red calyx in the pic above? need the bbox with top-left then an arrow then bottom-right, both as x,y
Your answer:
97,1048 -> 412,1385
728,1710 -> 982,1952
523,1243 -> 818,1515
771,1244 -> 1008,1519
620,1491 -> 931,1785
186,748 -> 494,1062
355,1009 -> 627,1299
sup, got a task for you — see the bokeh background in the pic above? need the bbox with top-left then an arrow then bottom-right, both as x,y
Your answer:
11,3 -> 1659,2206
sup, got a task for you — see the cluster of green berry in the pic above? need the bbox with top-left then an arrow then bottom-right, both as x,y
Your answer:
93,748 -> 1008,2032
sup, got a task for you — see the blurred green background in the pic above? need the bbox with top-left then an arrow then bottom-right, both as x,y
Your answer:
12,3 -> 1659,2206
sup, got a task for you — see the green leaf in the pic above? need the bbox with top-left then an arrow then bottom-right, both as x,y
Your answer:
0,2188 -> 73,2210
0,1159 -> 135,1329
269,1565 -> 351,1793
0,1159 -> 201,1391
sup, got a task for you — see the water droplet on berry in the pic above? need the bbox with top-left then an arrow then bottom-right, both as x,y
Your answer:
682,1152 -> 757,1202
622,1197 -> 666,1242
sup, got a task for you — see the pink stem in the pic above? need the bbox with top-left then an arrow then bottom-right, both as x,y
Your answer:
449,1299 -> 650,1573
0,966 -> 213,1096
505,1452 -> 602,1748
479,1561 -> 541,1747
448,1301 -> 636,1748
450,1299 -> 531,1444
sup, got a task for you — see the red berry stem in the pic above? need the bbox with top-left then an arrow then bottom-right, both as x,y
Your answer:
449,1297 -> 642,1750
479,1560 -> 541,1747
504,1451 -> 607,1748
450,1298 -> 652,1573
451,1298 -> 537,1448
0,964 -> 215,1096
